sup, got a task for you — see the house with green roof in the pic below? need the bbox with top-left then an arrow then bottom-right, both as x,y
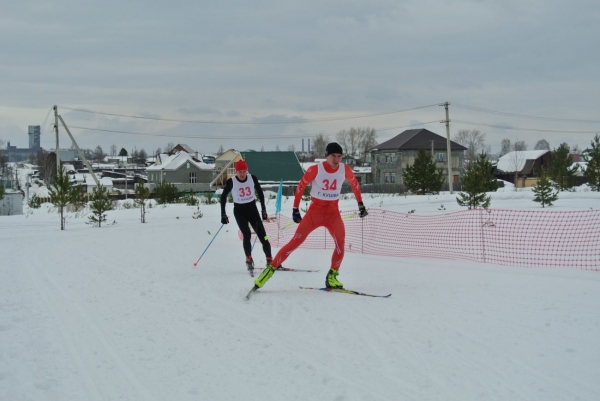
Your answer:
240,151 -> 304,184
210,151 -> 304,192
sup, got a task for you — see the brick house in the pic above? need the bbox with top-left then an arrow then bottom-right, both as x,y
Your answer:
369,129 -> 467,188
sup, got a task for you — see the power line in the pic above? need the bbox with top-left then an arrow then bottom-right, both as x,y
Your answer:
453,119 -> 600,134
40,107 -> 53,137
58,104 -> 439,125
67,120 -> 441,140
453,103 -> 600,124
375,120 -> 440,131
68,125 -> 321,139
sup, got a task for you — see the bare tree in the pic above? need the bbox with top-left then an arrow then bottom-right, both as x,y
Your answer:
500,138 -> 511,157
165,142 -> 175,153
33,149 -> 52,182
0,153 -> 8,181
453,129 -> 486,163
336,129 -> 360,157
275,144 -> 280,151
93,145 -> 105,161
357,128 -> 378,163
508,146 -> 525,190
287,144 -> 296,152
514,140 -> 527,151
334,127 -> 377,162
110,144 -> 117,156
131,149 -> 139,164
571,143 -> 581,154
138,149 -> 148,164
312,133 -> 329,157
534,139 -> 550,150
217,145 -> 224,156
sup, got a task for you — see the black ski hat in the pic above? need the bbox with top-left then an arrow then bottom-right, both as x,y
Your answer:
326,142 -> 343,156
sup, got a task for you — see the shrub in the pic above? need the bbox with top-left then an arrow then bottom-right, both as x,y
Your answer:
154,182 -> 179,204
28,194 -> 42,209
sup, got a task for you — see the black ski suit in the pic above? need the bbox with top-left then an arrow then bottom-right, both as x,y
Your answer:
220,174 -> 272,259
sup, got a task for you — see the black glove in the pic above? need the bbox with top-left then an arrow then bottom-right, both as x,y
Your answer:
358,202 -> 368,218
261,209 -> 268,221
221,214 -> 229,224
292,208 -> 302,223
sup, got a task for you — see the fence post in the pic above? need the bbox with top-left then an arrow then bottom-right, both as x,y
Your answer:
361,213 -> 364,254
479,209 -> 486,263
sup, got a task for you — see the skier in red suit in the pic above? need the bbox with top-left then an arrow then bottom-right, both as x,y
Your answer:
253,142 -> 368,290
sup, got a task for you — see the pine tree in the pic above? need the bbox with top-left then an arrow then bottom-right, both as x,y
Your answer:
403,148 -> 445,195
88,184 -> 113,227
456,153 -> 497,209
549,143 -> 579,191
532,167 -> 558,207
134,180 -> 150,223
154,181 -> 179,204
583,134 -> 600,191
48,166 -> 84,230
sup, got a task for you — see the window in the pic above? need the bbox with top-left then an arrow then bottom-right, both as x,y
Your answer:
391,173 -> 396,183
435,153 -> 446,162
189,172 -> 197,183
384,173 -> 391,183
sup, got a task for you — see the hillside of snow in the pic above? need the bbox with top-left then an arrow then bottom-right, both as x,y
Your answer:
1,169 -> 600,400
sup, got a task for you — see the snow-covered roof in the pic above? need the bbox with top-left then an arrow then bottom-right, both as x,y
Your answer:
146,152 -> 214,171
104,156 -> 129,162
496,150 -> 549,172
353,166 -> 371,174
69,174 -> 113,187
300,160 -> 372,174
300,162 -> 317,171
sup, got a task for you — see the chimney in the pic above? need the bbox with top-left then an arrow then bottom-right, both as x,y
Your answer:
308,139 -> 311,153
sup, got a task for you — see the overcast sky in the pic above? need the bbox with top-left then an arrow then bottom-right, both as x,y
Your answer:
1,0 -> 599,155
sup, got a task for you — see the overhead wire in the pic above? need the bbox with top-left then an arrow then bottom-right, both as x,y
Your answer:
58,104 -> 439,125
452,119 -> 599,134
52,102 -> 600,143
452,103 -> 600,124
67,120 -> 441,140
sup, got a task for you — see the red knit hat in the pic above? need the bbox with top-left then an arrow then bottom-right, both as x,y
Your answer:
235,159 -> 248,171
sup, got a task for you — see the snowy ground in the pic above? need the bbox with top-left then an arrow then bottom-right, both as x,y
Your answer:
2,171 -> 600,401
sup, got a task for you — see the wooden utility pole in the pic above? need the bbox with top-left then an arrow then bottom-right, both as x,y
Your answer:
440,102 -> 453,194
54,105 -> 60,173
57,115 -> 101,186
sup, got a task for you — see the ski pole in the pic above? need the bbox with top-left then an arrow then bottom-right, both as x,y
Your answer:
251,233 -> 258,251
193,224 -> 224,267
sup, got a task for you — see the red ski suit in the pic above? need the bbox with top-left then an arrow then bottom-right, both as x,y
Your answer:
271,162 -> 363,271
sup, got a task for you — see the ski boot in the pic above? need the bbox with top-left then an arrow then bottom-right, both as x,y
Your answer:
245,256 -> 255,273
325,269 -> 344,289
254,264 -> 276,288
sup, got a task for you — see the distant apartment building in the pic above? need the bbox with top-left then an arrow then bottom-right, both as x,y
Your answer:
2,125 -> 42,162
28,125 -> 41,149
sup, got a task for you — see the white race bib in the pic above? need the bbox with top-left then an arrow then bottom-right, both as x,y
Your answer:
232,174 -> 256,204
310,163 -> 345,201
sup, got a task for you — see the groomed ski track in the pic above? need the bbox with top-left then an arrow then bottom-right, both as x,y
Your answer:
2,201 -> 599,401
